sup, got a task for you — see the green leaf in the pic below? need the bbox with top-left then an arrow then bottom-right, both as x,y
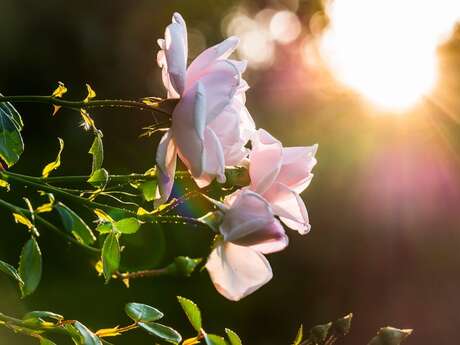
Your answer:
23,311 -> 64,324
87,168 -> 109,188
0,98 -> 24,167
177,296 -> 202,332
225,329 -> 242,345
292,325 -> 303,345
139,322 -> 182,344
140,180 -> 157,202
166,257 -> 201,277
42,138 -> 64,178
55,202 -> 96,245
96,222 -> 112,234
309,323 -> 331,344
18,238 -> 42,297
205,334 -> 228,345
125,303 -> 163,322
368,327 -> 413,345
113,218 -> 141,234
0,259 -> 24,286
332,313 -> 353,336
101,232 -> 120,282
89,133 -> 103,174
74,321 -> 103,345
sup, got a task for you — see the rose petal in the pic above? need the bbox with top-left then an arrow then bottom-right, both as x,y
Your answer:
205,241 -> 273,301
172,83 -> 206,178
162,13 -> 188,96
187,36 -> 240,82
264,182 -> 311,234
249,129 -> 283,194
277,145 -> 318,193
155,130 -> 177,206
200,127 -> 226,186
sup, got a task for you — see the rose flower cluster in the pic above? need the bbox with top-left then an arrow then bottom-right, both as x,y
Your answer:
155,13 -> 317,301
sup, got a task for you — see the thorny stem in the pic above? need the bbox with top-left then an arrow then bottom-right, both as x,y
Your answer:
0,197 -> 100,253
0,95 -> 174,116
42,171 -> 189,184
1,171 -> 208,227
115,267 -> 169,280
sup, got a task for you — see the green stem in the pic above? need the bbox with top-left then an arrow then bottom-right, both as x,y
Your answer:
3,171 -> 135,215
0,95 -> 173,116
43,171 -> 188,184
0,198 -> 100,253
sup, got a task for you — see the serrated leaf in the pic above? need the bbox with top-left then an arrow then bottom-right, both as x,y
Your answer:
87,168 -> 109,188
55,202 -> 96,245
102,232 -> 120,283
18,238 -> 42,297
125,303 -> 163,322
205,334 -> 228,345
177,296 -> 202,332
140,180 -> 157,202
292,325 -> 303,345
139,322 -> 182,344
0,98 -> 24,167
88,134 -> 103,174
74,321 -> 103,345
42,138 -> 64,178
0,259 -> 24,286
84,84 -> 96,103
113,218 -> 141,234
226,329 -> 242,345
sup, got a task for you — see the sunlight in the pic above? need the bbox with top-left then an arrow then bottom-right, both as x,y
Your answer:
319,0 -> 460,111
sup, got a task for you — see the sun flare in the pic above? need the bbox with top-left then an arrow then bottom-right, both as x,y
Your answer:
319,0 -> 460,111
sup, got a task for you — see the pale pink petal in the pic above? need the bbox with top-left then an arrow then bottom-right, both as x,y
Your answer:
157,49 -> 180,98
220,191 -> 286,248
155,130 -> 177,206
185,60 -> 241,124
200,127 -> 226,185
277,144 -> 318,193
249,129 -> 283,194
172,83 -> 206,178
244,218 -> 288,254
208,97 -> 252,166
264,182 -> 311,235
205,241 -> 273,301
186,36 -> 240,82
162,13 -> 188,95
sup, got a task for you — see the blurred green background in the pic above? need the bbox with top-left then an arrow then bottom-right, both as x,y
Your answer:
1,0 -> 460,344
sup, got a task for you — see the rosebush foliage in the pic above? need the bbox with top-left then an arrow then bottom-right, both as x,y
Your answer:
0,12 -> 412,345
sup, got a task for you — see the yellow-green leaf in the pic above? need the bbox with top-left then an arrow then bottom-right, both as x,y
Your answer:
84,83 -> 96,103
42,138 -> 64,178
80,109 -> 95,131
13,213 -> 34,230
51,82 -> 67,98
102,232 -> 120,283
88,133 -> 103,174
177,296 -> 202,332
292,325 -> 303,345
95,326 -> 122,338
0,179 -> 10,191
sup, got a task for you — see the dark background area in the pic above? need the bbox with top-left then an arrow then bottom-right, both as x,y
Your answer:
2,0 -> 460,344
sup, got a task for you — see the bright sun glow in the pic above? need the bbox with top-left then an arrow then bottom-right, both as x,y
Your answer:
319,0 -> 460,111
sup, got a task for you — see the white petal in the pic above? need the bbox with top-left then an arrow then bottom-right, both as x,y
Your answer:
205,241 -> 273,301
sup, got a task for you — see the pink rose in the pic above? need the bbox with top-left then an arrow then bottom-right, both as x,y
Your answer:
248,129 -> 318,234
205,190 -> 288,301
155,13 -> 255,205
